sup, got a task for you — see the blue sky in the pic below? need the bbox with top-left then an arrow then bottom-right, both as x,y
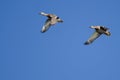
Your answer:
0,0 -> 120,80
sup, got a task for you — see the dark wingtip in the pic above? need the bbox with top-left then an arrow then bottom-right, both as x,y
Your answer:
84,41 -> 90,45
40,30 -> 46,33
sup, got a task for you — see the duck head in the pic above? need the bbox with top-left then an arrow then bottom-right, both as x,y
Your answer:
56,17 -> 63,22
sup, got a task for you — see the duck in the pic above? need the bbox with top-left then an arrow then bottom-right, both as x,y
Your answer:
84,26 -> 111,45
39,12 -> 63,33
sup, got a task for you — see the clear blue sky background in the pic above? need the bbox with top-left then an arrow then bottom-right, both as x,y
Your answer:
0,0 -> 120,80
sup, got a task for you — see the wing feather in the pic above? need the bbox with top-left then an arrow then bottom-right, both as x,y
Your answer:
84,31 -> 101,45
41,19 -> 51,33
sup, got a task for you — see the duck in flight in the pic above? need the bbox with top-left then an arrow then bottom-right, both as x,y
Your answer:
39,12 -> 63,33
84,26 -> 111,45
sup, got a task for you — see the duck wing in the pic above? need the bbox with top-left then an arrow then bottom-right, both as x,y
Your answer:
41,19 -> 51,33
84,31 -> 102,45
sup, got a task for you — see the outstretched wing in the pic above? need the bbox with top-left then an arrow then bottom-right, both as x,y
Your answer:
84,31 -> 101,45
41,19 -> 51,33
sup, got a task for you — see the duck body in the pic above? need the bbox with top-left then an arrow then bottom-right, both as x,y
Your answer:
84,26 -> 111,45
39,12 -> 63,33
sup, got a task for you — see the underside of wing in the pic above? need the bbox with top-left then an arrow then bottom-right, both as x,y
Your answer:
41,19 -> 51,33
84,31 -> 101,45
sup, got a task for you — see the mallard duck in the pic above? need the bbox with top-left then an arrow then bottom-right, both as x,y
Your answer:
39,12 -> 63,33
84,26 -> 111,45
